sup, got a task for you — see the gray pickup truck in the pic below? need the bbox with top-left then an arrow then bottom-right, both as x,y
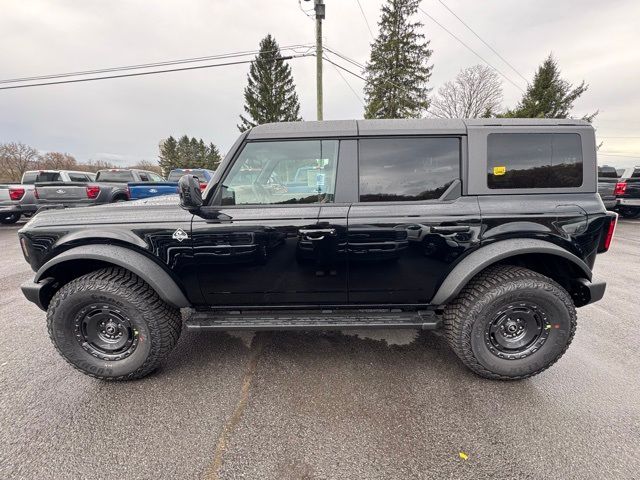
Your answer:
35,168 -> 163,209
1,170 -> 96,224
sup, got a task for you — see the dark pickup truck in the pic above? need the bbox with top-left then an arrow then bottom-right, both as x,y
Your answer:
19,119 -> 616,381
614,166 -> 640,218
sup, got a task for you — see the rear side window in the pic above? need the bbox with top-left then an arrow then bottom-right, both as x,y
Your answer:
487,133 -> 583,189
358,137 -> 460,202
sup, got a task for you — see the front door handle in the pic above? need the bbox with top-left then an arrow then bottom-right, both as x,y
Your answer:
431,225 -> 470,233
300,228 -> 336,241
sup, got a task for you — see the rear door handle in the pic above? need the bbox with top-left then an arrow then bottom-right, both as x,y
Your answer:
300,228 -> 336,241
431,225 -> 470,233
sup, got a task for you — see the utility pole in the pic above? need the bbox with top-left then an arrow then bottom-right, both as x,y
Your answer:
314,0 -> 325,120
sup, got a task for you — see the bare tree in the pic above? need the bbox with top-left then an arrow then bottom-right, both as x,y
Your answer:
429,65 -> 503,118
0,142 -> 40,182
37,152 -> 78,170
127,159 -> 162,175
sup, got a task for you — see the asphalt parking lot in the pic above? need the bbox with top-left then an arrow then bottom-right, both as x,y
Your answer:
1,219 -> 638,480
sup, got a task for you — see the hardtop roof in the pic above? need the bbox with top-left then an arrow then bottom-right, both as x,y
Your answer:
247,118 -> 592,139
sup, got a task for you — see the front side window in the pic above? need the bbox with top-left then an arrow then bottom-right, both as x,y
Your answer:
220,140 -> 338,205
487,133 -> 583,189
358,137 -> 460,202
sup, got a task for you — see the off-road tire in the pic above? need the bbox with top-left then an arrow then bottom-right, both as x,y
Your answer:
47,267 -> 182,380
0,212 -> 21,224
444,265 -> 577,380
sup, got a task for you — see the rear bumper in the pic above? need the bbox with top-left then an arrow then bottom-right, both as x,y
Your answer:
21,277 -> 56,311
617,198 -> 640,207
576,277 -> 606,306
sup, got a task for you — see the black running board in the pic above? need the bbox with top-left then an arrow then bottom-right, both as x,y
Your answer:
185,309 -> 442,331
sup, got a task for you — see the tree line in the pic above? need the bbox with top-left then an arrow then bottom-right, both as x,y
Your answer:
0,142 -> 163,183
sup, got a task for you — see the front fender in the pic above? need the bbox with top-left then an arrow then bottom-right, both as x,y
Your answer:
33,244 -> 191,308
430,238 -> 592,306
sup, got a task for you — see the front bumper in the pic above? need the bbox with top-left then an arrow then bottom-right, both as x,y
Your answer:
21,277 -> 56,311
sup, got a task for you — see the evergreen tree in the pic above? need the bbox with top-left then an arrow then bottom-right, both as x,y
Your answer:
238,34 -> 302,132
364,0 -> 433,119
205,143 -> 223,170
158,136 -> 179,174
503,54 -> 594,120
158,135 -> 223,173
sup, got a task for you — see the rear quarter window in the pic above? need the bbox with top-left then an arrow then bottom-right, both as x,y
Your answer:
487,133 -> 583,189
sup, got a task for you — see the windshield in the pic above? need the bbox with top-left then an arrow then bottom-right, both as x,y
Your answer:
96,170 -> 134,182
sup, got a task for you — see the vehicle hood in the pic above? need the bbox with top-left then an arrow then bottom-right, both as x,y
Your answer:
21,195 -> 190,229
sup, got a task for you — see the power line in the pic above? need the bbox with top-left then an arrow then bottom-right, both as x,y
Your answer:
0,44 -> 314,85
323,56 -> 366,81
436,0 -> 528,84
0,54 -> 314,91
324,45 -> 366,70
355,0 -> 375,38
325,55 -> 365,106
417,6 -> 525,93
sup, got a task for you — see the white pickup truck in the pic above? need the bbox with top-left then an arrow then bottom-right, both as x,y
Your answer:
0,170 -> 95,224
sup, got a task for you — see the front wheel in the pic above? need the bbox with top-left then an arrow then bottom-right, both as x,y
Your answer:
47,267 -> 182,380
444,265 -> 576,380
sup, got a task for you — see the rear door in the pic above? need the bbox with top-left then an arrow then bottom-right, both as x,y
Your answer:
192,138 -> 349,306
347,136 -> 481,305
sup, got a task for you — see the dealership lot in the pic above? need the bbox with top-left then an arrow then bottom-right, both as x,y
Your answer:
0,219 -> 638,480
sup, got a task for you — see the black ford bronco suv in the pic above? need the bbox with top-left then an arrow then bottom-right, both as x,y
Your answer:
19,119 -> 617,381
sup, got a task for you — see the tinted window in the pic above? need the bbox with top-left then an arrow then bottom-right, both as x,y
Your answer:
598,166 -> 618,179
138,173 -> 150,181
487,133 -> 583,189
35,172 -> 62,182
68,173 -> 89,182
95,171 -> 134,182
168,169 -> 208,181
358,137 -> 460,202
222,140 -> 338,205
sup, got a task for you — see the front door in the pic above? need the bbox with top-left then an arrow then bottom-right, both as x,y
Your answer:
192,138 -> 348,306
347,136 -> 482,305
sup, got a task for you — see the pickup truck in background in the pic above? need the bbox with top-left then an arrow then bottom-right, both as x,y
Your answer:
1,170 -> 96,223
128,168 -> 215,200
597,165 -> 618,210
35,168 -> 163,210
614,166 -> 640,218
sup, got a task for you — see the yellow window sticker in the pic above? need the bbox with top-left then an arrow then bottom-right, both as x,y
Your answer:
493,166 -> 506,176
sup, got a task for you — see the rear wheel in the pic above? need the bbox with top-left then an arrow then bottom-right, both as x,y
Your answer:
617,206 -> 640,218
444,265 -> 576,380
0,212 -> 21,224
47,267 -> 182,380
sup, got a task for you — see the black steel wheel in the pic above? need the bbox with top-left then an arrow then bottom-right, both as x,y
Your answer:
47,267 -> 182,380
484,302 -> 550,360
74,304 -> 139,361
444,265 -> 576,380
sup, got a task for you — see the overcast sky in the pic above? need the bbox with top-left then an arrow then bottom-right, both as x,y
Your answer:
1,0 -> 639,168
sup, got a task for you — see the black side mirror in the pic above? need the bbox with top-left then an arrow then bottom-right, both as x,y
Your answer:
178,174 -> 203,212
